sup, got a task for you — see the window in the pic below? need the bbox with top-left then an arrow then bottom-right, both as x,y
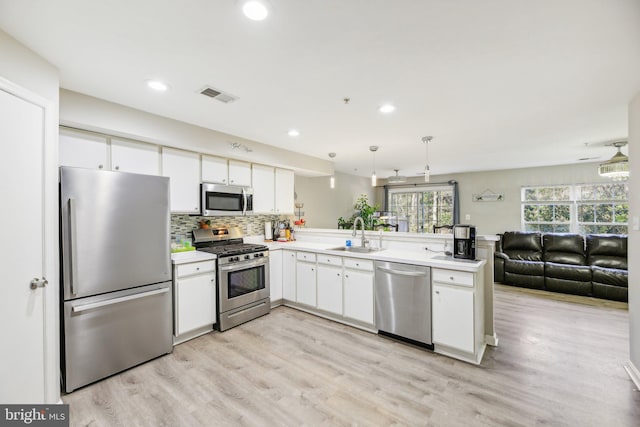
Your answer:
388,185 -> 454,233
521,183 -> 628,234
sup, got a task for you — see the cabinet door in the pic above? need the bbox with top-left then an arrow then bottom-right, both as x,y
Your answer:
296,261 -> 317,307
282,250 -> 296,301
317,264 -> 342,315
343,269 -> 374,324
59,129 -> 108,170
161,147 -> 200,213
228,160 -> 251,186
201,155 -> 228,184
275,168 -> 294,214
252,164 -> 275,213
432,284 -> 474,353
269,250 -> 283,302
176,272 -> 216,335
111,138 -> 160,175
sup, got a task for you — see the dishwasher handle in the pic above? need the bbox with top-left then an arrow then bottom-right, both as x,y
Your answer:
376,266 -> 428,277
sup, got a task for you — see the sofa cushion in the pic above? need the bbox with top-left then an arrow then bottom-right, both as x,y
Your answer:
543,233 -> 586,265
591,266 -> 628,288
502,231 -> 542,261
586,234 -> 628,270
504,272 -> 545,290
545,262 -> 591,281
505,259 -> 544,276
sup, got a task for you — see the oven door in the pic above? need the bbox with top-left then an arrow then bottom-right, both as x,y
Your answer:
218,257 -> 270,312
201,183 -> 251,216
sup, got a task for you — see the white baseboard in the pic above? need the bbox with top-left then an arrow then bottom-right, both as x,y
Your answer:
485,333 -> 499,347
624,360 -> 640,390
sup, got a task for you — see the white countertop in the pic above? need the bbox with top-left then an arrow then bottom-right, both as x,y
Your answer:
171,250 -> 217,265
259,240 -> 485,272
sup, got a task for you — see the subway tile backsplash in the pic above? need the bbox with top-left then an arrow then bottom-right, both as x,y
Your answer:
171,214 -> 288,240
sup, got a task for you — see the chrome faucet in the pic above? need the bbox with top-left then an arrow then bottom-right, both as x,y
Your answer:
352,217 -> 369,248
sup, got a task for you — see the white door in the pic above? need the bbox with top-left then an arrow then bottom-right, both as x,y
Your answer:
296,261 -> 317,307
269,250 -> 283,302
59,128 -> 108,169
201,155 -> 228,184
317,264 -> 343,315
252,164 -> 275,213
282,251 -> 296,301
343,270 -> 374,324
275,168 -> 294,214
0,87 -> 48,403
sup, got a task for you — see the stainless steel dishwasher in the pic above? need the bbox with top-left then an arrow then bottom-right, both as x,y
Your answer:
375,261 -> 432,347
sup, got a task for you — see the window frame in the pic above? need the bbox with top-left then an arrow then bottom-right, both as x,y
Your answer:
521,182 -> 628,234
388,184 -> 455,233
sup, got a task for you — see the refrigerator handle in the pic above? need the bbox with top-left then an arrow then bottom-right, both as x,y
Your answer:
242,187 -> 247,216
69,197 -> 78,296
72,287 -> 170,313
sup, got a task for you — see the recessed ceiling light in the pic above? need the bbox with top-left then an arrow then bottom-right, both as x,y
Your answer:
146,80 -> 169,92
378,104 -> 396,114
243,1 -> 268,21
288,129 -> 300,137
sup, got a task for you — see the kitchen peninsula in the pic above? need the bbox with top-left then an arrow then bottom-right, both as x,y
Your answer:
247,228 -> 499,365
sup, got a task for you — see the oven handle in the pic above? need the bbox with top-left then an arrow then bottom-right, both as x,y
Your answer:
219,258 -> 268,272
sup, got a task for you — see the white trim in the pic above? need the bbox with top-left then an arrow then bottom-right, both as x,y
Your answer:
0,75 -> 59,404
485,333 -> 499,347
624,361 -> 640,390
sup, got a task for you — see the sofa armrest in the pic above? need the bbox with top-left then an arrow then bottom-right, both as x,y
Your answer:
495,251 -> 509,261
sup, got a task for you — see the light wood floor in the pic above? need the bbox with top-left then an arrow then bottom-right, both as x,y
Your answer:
63,285 -> 639,426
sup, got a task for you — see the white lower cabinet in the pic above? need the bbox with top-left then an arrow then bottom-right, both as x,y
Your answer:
317,263 -> 342,315
173,260 -> 216,343
296,253 -> 317,307
269,250 -> 283,303
343,258 -> 374,325
282,250 -> 296,301
431,268 -> 479,356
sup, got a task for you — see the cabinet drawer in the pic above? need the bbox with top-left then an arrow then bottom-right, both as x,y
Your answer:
432,268 -> 474,287
344,258 -> 373,271
296,252 -> 316,262
176,261 -> 216,278
317,254 -> 342,266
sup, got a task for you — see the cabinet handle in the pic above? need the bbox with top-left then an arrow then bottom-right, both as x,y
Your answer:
435,290 -> 440,294
345,274 -> 349,278
222,179 -> 226,182
230,179 -> 234,183
98,164 -> 103,169
196,267 -> 200,271
115,165 -> 120,170
336,273 -> 340,276
449,276 -> 454,280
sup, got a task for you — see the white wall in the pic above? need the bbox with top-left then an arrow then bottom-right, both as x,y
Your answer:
628,92 -> 639,380
378,162 -> 612,235
60,89 -> 332,177
0,29 -> 60,403
294,171 -> 375,228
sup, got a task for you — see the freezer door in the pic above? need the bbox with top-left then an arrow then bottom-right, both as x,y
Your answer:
62,282 -> 173,392
60,167 -> 171,300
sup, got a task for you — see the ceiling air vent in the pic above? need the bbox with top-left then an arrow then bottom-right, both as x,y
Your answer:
199,86 -> 238,103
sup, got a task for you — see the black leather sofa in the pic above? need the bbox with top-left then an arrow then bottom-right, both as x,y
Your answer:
495,232 -> 628,302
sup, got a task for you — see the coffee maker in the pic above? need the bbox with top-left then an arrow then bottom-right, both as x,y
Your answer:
453,225 -> 476,260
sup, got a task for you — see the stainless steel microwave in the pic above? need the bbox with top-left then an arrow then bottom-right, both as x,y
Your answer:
200,183 -> 253,216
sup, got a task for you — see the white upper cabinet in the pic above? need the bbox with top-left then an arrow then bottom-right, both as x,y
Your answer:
111,138 -> 160,175
228,160 -> 251,186
252,164 -> 275,214
275,169 -> 294,214
59,130 -> 109,170
201,155 -> 228,184
161,147 -> 200,213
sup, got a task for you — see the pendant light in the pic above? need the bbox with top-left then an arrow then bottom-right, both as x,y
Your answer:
328,152 -> 336,189
421,136 -> 433,183
370,146 -> 379,186
598,141 -> 629,181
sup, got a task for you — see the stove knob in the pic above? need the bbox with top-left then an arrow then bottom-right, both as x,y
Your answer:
260,253 -> 264,257
245,255 -> 250,260
254,253 -> 260,258
232,257 -> 239,262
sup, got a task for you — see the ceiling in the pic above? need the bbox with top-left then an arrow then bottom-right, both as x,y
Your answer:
1,0 -> 639,178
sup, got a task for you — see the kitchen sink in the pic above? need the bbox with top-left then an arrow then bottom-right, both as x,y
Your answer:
327,246 -> 383,253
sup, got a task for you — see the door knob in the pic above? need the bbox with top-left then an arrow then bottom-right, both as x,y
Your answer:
30,277 -> 48,289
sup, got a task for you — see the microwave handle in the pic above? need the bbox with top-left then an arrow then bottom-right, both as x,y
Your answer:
242,187 -> 247,216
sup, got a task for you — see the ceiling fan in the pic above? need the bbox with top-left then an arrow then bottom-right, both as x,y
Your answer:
387,169 -> 407,184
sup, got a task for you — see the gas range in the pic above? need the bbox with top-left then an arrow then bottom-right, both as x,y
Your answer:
191,226 -> 270,331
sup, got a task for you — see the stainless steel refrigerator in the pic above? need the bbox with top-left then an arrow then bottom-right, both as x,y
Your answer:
60,166 -> 173,393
